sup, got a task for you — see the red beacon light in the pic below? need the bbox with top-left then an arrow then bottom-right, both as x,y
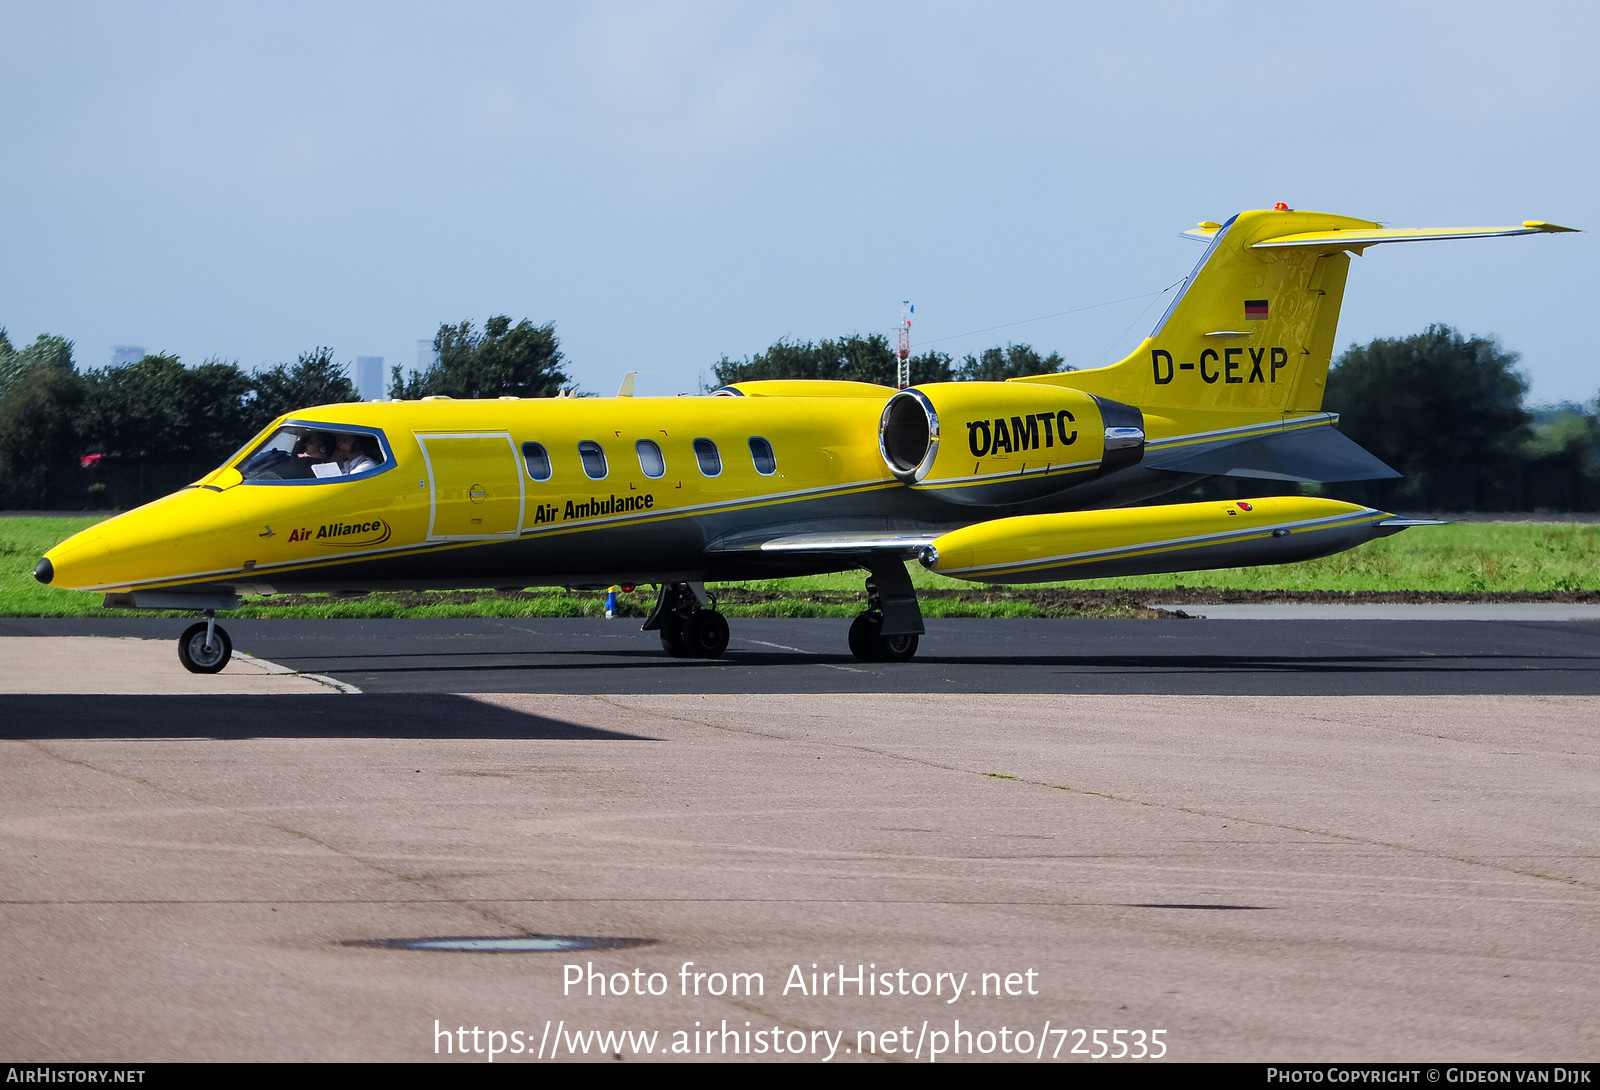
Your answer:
1273,202 -> 1291,211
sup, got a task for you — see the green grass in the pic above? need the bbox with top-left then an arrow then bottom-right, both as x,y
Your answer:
4,515 -> 1596,620
1050,521 -> 1600,595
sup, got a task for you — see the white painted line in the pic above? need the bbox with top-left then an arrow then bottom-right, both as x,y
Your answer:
739,638 -> 870,673
233,652 -> 363,693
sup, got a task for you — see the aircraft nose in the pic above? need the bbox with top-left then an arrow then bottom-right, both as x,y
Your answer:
34,557 -> 53,585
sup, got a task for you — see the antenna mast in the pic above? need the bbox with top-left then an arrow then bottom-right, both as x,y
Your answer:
896,301 -> 913,390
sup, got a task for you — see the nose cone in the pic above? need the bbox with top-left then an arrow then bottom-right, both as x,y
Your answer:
43,488 -> 247,592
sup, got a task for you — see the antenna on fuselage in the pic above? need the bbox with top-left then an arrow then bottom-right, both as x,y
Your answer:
897,301 -> 913,390
617,371 -> 653,397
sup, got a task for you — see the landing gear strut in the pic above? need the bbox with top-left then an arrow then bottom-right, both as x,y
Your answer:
178,611 -> 233,673
849,558 -> 924,663
643,582 -> 729,659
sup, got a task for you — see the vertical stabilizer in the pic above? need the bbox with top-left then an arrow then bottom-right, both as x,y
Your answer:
1022,207 -> 1373,415
1017,207 -> 1573,419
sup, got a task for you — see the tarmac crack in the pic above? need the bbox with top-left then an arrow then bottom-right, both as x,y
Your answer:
585,697 -> 1599,894
12,739 -> 527,933
986,772 -> 1600,893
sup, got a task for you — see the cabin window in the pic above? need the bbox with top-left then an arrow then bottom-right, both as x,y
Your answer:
635,439 -> 665,479
748,436 -> 776,475
522,442 -> 552,482
579,440 -> 608,480
693,438 -> 722,477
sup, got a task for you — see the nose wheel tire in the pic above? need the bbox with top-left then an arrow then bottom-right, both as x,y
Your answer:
848,611 -> 919,663
178,621 -> 233,674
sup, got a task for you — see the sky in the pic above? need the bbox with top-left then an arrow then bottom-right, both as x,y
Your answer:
2,1 -> 1595,404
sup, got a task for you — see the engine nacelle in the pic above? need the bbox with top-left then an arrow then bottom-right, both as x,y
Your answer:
878,382 -> 1144,506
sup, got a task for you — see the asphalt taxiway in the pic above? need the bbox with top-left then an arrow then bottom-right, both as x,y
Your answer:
5,613 -> 1600,695
1,615 -> 1597,1062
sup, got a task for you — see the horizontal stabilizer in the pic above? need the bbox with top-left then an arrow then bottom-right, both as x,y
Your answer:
1146,425 -> 1399,483
1254,221 -> 1578,250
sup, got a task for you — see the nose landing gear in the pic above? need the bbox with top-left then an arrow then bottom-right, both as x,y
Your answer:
178,611 -> 233,673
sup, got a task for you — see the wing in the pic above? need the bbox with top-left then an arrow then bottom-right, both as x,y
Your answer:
706,531 -> 936,559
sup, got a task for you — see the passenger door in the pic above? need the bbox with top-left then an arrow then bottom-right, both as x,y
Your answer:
415,432 -> 525,540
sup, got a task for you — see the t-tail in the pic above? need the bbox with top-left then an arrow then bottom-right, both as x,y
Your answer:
1017,205 -> 1575,418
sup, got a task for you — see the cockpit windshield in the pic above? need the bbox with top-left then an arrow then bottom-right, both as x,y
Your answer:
238,424 -> 389,483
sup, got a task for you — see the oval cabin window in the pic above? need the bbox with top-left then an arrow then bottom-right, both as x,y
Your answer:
522,442 -> 552,482
578,440 -> 608,480
748,437 -> 776,475
636,439 -> 665,479
693,438 -> 722,477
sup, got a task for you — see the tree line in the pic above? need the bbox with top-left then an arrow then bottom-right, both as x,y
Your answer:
0,317 -> 570,509
1322,325 -> 1600,512
709,333 -> 1067,387
2,317 -> 1595,512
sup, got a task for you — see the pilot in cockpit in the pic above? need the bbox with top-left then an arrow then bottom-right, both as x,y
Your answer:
334,432 -> 381,475
294,432 -> 333,464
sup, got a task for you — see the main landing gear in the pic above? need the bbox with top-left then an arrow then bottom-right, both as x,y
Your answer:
643,582 -> 730,659
645,559 -> 926,664
847,558 -> 924,663
848,611 -> 918,663
178,611 -> 233,674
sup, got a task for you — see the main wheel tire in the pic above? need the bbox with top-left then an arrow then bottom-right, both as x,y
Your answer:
848,612 -> 882,662
848,612 -> 918,663
876,632 -> 919,663
659,616 -> 692,657
178,621 -> 232,674
684,610 -> 730,659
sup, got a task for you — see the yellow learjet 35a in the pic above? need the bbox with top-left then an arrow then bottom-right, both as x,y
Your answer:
37,206 -> 1575,671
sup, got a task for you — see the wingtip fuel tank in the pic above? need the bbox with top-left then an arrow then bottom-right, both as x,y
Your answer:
921,497 -> 1407,584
